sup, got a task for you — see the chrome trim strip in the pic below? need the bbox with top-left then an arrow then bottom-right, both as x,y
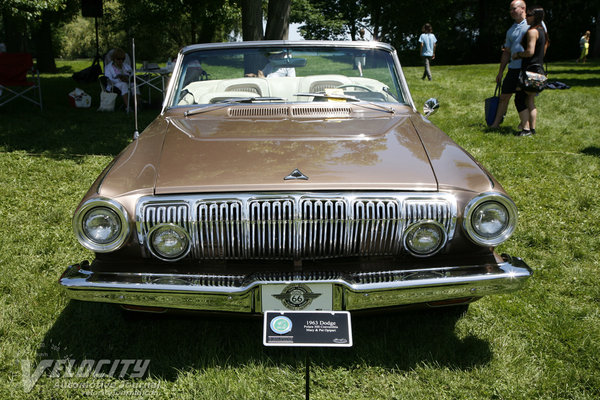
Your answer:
180,40 -> 396,55
135,192 -> 458,261
59,254 -> 531,312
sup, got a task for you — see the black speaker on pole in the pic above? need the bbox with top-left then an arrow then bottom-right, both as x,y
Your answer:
81,0 -> 103,18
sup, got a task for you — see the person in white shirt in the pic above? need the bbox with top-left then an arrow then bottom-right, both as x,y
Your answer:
577,31 -> 591,64
260,51 -> 296,78
105,48 -> 133,110
490,0 -> 529,128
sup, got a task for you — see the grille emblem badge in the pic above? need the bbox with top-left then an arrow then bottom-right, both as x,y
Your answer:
284,169 -> 309,181
273,284 -> 321,310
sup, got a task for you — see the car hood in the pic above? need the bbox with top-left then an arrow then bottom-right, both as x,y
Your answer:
98,109 -> 495,199
153,113 -> 438,194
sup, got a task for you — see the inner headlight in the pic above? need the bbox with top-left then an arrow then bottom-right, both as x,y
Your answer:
73,198 -> 130,252
463,193 -> 517,246
403,221 -> 447,257
148,224 -> 191,261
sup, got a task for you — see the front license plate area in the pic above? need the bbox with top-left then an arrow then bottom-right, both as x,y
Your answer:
261,283 -> 333,312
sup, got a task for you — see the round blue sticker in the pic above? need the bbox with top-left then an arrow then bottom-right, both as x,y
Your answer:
270,316 -> 292,335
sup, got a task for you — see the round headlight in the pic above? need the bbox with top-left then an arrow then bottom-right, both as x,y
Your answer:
148,224 -> 191,262
403,221 -> 447,257
73,198 -> 130,252
472,202 -> 508,238
83,208 -> 121,244
463,193 -> 517,246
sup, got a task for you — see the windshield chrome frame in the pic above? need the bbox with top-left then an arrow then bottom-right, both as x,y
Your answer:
161,40 -> 416,114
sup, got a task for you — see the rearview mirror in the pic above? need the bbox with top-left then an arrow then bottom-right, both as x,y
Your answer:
270,57 -> 307,68
423,98 -> 440,117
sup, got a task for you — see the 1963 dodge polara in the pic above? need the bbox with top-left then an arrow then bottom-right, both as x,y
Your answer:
59,41 -> 532,314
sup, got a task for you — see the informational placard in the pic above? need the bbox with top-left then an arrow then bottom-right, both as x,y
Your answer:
263,311 -> 352,347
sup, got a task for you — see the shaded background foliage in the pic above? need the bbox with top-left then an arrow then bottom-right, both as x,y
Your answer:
0,0 -> 598,72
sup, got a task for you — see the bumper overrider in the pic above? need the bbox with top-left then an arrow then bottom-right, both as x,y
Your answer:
58,254 -> 532,313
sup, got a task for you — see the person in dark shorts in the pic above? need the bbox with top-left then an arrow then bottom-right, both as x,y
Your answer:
490,0 -> 529,128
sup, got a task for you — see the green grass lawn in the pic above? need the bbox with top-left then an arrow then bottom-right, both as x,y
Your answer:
1,58 -> 599,399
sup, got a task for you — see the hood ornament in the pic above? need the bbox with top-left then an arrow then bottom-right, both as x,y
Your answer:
284,169 -> 309,181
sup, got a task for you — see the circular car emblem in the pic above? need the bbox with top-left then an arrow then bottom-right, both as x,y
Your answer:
270,316 -> 292,335
273,283 -> 322,310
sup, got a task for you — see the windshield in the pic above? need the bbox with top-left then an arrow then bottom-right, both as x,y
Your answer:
170,45 -> 405,107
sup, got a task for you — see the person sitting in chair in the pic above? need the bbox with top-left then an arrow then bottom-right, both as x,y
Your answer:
105,48 -> 134,111
245,50 -> 296,78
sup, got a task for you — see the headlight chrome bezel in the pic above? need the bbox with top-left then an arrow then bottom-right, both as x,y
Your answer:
73,198 -> 130,253
463,193 -> 518,247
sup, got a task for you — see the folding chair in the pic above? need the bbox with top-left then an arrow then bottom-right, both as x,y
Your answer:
0,53 -> 43,110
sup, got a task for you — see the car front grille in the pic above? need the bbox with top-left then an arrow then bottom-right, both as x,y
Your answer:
137,193 -> 457,261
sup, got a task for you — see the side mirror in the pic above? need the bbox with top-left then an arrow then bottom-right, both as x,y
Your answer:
423,98 -> 440,117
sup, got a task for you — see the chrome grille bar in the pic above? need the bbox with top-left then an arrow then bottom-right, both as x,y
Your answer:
300,198 -> 348,259
198,201 -> 243,259
136,193 -> 457,261
142,203 -> 189,235
248,199 -> 294,259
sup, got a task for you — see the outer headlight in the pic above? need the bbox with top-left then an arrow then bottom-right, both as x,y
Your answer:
403,220 -> 447,257
463,193 -> 517,246
147,224 -> 191,262
73,198 -> 130,252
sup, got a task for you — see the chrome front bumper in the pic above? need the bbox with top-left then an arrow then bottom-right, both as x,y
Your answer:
59,254 -> 532,313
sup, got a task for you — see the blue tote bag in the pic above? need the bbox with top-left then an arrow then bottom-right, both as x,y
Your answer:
484,83 -> 501,126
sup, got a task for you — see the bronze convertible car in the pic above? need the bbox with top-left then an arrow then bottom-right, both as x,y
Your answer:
59,41 -> 532,314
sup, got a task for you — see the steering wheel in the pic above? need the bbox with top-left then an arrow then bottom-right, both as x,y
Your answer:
336,84 -> 374,92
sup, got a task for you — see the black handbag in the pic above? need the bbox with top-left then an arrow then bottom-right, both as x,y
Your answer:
519,64 -> 547,93
72,55 -> 103,84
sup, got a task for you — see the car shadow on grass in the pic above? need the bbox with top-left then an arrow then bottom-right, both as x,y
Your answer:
39,301 -> 491,381
581,146 -> 600,158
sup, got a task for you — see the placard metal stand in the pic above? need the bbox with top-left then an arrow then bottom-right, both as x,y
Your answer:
263,311 -> 353,400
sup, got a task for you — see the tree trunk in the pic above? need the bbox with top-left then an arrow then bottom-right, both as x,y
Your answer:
241,0 -> 264,41
265,0 -> 291,40
241,0 -> 264,75
33,13 -> 56,73
1,8 -> 28,52
476,0 -> 493,63
367,1 -> 381,41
